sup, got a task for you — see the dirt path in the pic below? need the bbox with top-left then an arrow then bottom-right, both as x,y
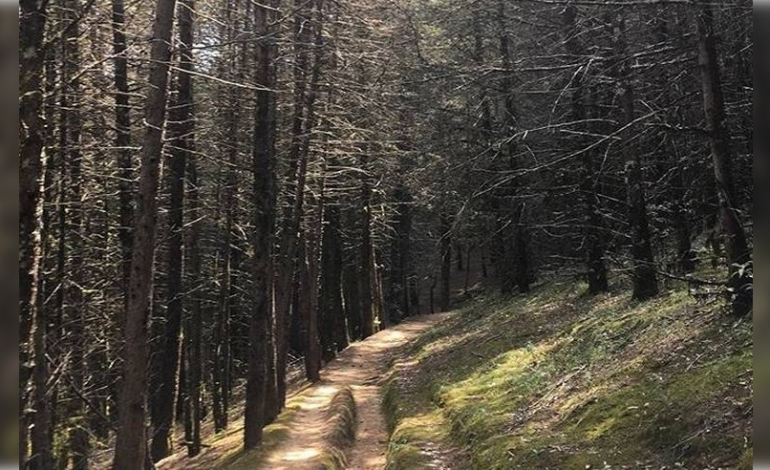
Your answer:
263,313 -> 451,469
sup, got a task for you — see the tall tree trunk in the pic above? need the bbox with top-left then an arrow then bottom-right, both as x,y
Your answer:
513,204 -> 530,294
50,48 -> 70,460
185,97 -> 203,456
497,0 -> 530,294
374,257 -> 387,328
612,13 -> 659,300
300,232 -> 321,381
19,0 -> 50,462
274,0 -> 324,413
359,154 -> 376,338
561,4 -> 608,294
244,0 -> 280,449
211,256 -> 230,432
696,1 -> 752,315
112,0 -> 133,305
343,259 -> 362,340
439,214 -> 452,312
321,201 -> 346,358
112,0 -> 178,464
110,0 -> 134,424
390,177 -> 413,321
60,2 -> 90,465
149,0 -> 194,458
176,342 -> 187,426
655,14 -> 696,274
29,42 -> 59,470
318,8 -> 346,355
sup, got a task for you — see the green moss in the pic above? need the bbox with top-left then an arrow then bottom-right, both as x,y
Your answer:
383,364 -> 464,469
384,281 -> 753,470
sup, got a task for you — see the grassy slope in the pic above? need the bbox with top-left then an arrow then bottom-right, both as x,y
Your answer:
385,282 -> 753,469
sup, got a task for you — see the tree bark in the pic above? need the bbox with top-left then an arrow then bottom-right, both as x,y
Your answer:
29,40 -> 59,470
19,0 -> 50,462
244,0 -> 280,449
321,200 -> 346,358
149,0 -> 194,458
300,233 -> 322,381
696,1 -> 752,315
497,0 -> 530,295
439,214 -> 452,312
112,0 -> 133,304
561,4 -> 608,294
343,259 -> 362,341
109,0 -> 134,424
185,107 -> 203,457
359,153 -> 376,338
654,14 -> 696,274
274,0 -> 324,413
59,2 -> 90,464
112,0 -> 177,464
612,13 -> 659,300
390,177 -> 413,320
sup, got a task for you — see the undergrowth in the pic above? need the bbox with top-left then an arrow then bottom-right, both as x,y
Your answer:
385,281 -> 753,469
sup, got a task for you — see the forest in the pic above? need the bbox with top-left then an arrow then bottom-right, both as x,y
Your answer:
18,0 -> 753,468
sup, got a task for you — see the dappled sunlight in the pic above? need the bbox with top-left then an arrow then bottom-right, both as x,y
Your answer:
282,448 -> 321,461
385,283 -> 753,469
254,313 -> 453,469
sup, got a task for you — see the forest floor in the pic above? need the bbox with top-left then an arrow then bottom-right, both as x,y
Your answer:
159,312 -> 453,470
383,280 -> 753,470
160,275 -> 752,470
263,313 -> 453,469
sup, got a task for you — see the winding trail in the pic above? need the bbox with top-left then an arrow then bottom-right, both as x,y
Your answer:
263,313 -> 452,469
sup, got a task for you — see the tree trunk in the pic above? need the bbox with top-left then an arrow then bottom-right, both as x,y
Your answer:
59,2 -> 90,464
561,4 -> 608,294
612,13 -> 658,300
390,177 -> 412,321
359,153 -> 376,338
343,260 -> 362,341
112,0 -> 133,304
176,342 -> 187,426
19,0 -> 50,462
320,200 -> 345,360
497,0 -> 530,295
463,246 -> 473,293
300,234 -> 322,381
696,1 -> 752,315
149,0 -> 194,458
112,0 -> 177,464
513,205 -> 530,294
439,215 -> 452,312
29,41 -> 59,470
274,0 -> 324,413
244,0 -> 280,449
212,211 -> 232,432
185,106 -> 203,457
109,0 -> 134,424
654,14 -> 696,274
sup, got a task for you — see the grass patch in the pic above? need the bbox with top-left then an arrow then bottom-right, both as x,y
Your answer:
384,365 -> 463,470
385,281 -> 753,469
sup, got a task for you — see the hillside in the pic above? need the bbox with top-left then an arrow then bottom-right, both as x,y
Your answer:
384,283 -> 753,469
17,0 -> 753,466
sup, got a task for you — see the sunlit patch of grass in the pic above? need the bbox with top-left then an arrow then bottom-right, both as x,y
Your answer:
384,280 -> 753,470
